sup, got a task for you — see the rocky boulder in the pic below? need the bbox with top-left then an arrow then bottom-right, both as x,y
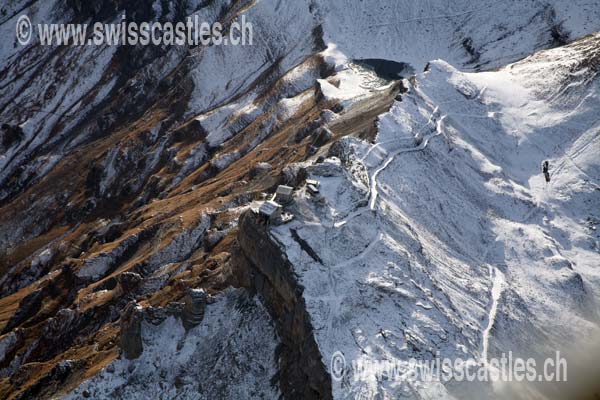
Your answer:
119,302 -> 144,360
181,289 -> 207,330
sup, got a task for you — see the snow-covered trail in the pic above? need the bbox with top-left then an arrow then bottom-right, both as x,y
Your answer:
332,108 -> 446,228
481,265 -> 505,364
369,114 -> 446,210
360,137 -> 414,163
325,110 -> 447,345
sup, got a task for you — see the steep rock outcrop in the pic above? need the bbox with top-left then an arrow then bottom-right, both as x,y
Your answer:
119,302 -> 144,360
238,210 -> 331,400
181,288 -> 207,330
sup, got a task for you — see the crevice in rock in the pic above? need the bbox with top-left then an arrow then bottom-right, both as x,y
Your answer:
290,228 -> 323,265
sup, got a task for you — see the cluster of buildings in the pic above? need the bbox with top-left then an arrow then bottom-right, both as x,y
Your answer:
256,179 -> 321,225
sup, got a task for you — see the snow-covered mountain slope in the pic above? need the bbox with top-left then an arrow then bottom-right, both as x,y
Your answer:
1,0 -> 599,398
64,289 -> 280,400
267,32 -> 600,399
320,0 -> 600,70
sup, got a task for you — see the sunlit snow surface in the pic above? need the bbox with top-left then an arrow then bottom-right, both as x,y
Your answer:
272,34 -> 600,399
3,0 -> 600,398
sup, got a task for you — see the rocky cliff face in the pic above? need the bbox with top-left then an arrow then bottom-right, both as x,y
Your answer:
238,210 -> 332,400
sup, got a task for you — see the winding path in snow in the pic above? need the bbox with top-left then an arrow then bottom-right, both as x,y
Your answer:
369,114 -> 446,210
332,108 -> 446,228
322,97 -> 452,346
481,265 -> 505,364
325,110 -> 447,345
